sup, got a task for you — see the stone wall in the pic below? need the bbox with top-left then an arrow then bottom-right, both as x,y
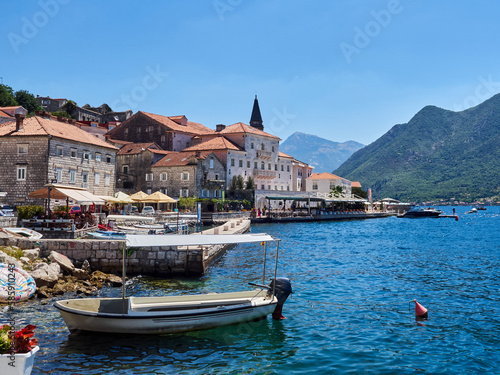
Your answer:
0,219 -> 251,277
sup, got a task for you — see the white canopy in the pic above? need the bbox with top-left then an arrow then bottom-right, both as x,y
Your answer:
126,233 -> 276,248
107,215 -> 155,222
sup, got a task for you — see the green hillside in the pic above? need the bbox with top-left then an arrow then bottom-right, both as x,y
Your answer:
333,94 -> 500,203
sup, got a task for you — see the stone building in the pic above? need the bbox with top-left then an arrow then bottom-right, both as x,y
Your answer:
35,96 -> 67,112
0,114 -> 118,207
305,172 -> 352,197
151,151 -> 226,198
105,111 -> 214,151
0,106 -> 27,125
114,142 -> 171,194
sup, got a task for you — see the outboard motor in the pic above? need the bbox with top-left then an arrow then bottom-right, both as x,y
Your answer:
269,277 -> 292,320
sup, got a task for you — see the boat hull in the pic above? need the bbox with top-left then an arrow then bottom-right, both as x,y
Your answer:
54,292 -> 277,334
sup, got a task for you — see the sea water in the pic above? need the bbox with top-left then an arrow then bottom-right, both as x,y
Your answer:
6,206 -> 500,374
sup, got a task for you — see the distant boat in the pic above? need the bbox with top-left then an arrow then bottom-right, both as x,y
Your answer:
466,208 -> 478,214
0,227 -> 43,239
398,206 -> 442,218
477,206 -> 487,211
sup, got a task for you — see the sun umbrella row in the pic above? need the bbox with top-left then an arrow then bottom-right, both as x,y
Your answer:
99,191 -> 177,204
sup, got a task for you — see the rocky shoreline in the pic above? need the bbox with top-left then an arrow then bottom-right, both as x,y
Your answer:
0,245 -> 123,299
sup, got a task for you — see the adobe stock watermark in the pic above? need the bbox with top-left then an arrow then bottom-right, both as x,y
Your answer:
213,0 -> 242,21
268,107 -> 296,135
8,0 -> 70,54
339,0 -> 407,64
453,75 -> 500,112
110,65 -> 169,112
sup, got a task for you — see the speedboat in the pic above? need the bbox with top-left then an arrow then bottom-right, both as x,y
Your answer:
466,208 -> 478,214
54,233 -> 292,334
87,230 -> 126,239
399,206 -> 442,218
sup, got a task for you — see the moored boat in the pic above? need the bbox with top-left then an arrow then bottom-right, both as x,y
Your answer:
54,233 -> 292,334
398,206 -> 442,218
0,227 -> 43,239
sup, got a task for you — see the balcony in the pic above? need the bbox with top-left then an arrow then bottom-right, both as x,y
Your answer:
253,169 -> 276,179
257,150 -> 273,159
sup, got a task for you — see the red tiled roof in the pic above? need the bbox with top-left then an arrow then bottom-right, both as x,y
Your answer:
107,138 -> 132,146
140,111 -> 214,135
307,172 -> 343,180
0,116 -> 118,150
0,110 -> 12,117
183,136 -> 243,152
153,150 -> 213,167
117,142 -> 159,155
279,151 -> 294,159
219,122 -> 281,140
351,181 -> 362,188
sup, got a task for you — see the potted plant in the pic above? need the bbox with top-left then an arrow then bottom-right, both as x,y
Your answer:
0,324 -> 39,375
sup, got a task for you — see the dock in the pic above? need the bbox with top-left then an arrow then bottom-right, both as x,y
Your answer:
251,211 -> 394,224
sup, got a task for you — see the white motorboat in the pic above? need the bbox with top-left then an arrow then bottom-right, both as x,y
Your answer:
54,233 -> 292,334
0,227 -> 43,239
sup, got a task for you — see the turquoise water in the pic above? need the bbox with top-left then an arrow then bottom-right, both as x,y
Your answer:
5,206 -> 500,374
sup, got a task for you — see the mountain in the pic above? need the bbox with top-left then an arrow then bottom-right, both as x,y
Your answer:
280,132 -> 364,173
333,94 -> 500,203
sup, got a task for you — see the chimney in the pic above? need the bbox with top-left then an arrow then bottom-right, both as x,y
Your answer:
15,114 -> 25,132
216,124 -> 226,132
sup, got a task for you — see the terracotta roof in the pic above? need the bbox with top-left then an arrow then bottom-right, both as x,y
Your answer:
307,172 -> 343,180
0,106 -> 22,110
0,116 -> 118,150
107,138 -> 132,146
140,111 -> 214,135
183,136 -> 243,152
351,181 -> 362,188
153,151 -> 213,167
219,122 -> 281,140
0,110 -> 11,117
117,142 -> 159,155
278,151 -> 294,159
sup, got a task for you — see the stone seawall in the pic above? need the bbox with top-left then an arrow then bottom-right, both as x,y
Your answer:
0,219 -> 250,277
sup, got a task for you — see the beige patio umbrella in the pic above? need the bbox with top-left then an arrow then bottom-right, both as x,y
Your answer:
98,195 -> 121,203
114,191 -> 134,203
129,191 -> 149,201
140,191 -> 177,212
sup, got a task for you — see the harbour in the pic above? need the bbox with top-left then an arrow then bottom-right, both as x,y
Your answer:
4,206 -> 499,374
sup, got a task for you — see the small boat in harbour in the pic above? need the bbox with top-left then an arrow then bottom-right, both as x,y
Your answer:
0,227 -> 43,239
54,233 -> 292,334
398,206 -> 442,218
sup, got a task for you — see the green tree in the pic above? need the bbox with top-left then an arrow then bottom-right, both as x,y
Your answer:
0,84 -> 18,107
229,175 -> 244,191
61,100 -> 77,118
352,186 -> 367,199
328,185 -> 344,198
245,176 -> 255,190
15,90 -> 41,114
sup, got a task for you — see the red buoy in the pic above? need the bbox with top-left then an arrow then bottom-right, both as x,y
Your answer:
411,299 -> 428,319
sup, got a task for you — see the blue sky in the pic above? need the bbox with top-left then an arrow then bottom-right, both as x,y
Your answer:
3,0 -> 500,145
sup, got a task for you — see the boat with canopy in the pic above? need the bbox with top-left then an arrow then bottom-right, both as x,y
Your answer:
54,233 -> 292,334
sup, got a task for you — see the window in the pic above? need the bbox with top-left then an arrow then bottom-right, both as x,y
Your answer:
125,128 -> 128,136
181,172 -> 190,181
239,160 -> 243,168
17,144 -> 28,155
261,143 -> 265,150
231,158 -> 235,167
261,184 -> 265,190
145,173 -> 153,181
275,164 -> 278,171
215,174 -> 219,180
261,161 -> 265,170
137,127 -> 142,133
70,148 -> 77,158
69,169 -> 76,183
254,161 -> 258,169
56,146 -> 63,157
105,174 -> 110,186
95,153 -> 101,162
161,188 -> 167,195
268,163 -> 271,170
251,142 -> 254,149
82,172 -> 88,188
180,188 -> 189,197
83,151 -> 91,161
209,158 -> 214,169
312,181 -> 318,190
268,185 -> 271,190
330,182 -> 336,190
161,135 -> 165,143
147,188 -> 152,195
17,166 -> 26,181
274,185 -> 278,190
272,146 -> 275,152
94,172 -> 100,185
281,165 -> 284,171
55,167 -> 62,183
160,172 -> 167,181
123,165 -> 129,174
247,160 -> 250,168
287,165 -> 290,172
106,154 -> 112,164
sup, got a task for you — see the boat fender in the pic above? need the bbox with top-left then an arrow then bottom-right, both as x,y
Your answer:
269,277 -> 292,320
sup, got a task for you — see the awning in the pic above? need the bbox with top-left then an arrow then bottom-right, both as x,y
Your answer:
28,184 -> 105,205
126,233 -> 276,248
265,196 -> 324,202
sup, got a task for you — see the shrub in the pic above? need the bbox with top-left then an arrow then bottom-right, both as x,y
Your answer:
16,205 -> 44,220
